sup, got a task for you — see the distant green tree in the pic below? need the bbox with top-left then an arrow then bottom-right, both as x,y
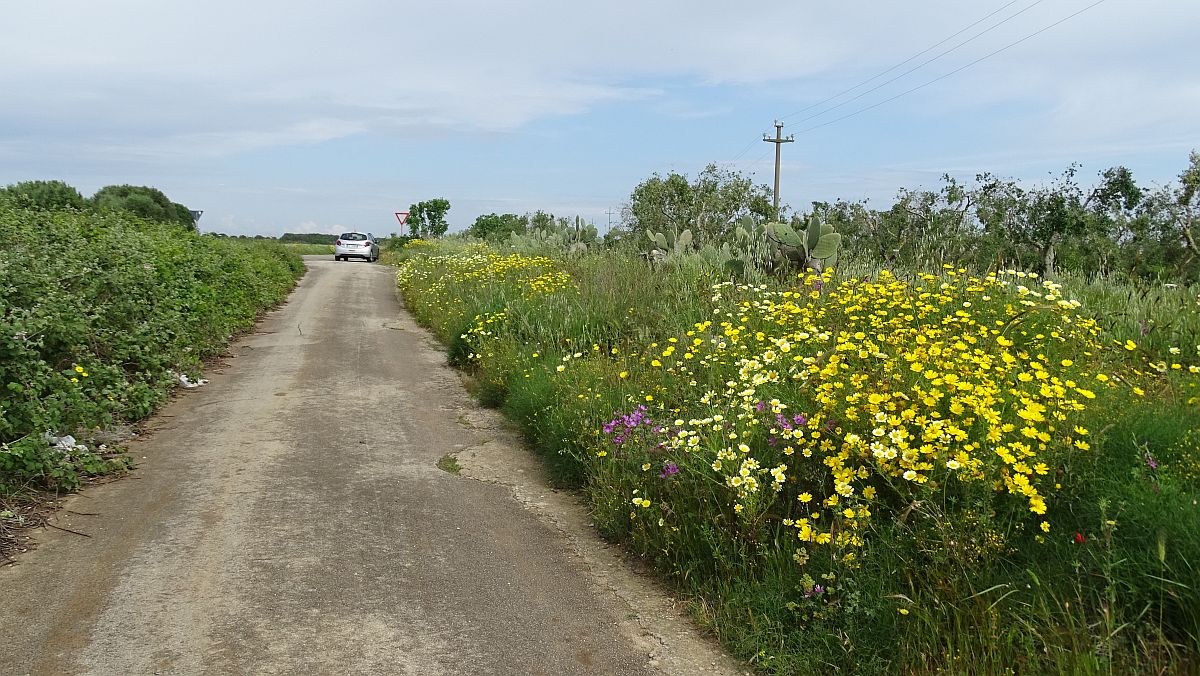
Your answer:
1173,151 -> 1200,267
1125,151 -> 1200,282
528,210 -> 556,231
92,185 -> 195,229
423,198 -> 451,237
406,202 -> 425,238
406,199 -> 451,238
0,180 -> 87,210
1068,166 -> 1141,278
627,164 -> 773,245
468,213 -> 527,240
661,150 -> 1197,282
844,176 -> 976,270
974,165 -> 1099,273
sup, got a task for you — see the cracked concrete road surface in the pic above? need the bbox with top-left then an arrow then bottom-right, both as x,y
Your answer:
0,258 -> 743,676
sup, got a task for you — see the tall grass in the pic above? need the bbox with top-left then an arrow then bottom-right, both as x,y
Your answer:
1048,268 -> 1199,343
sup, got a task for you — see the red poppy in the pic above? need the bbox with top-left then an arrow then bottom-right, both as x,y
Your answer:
1074,532 -> 1086,544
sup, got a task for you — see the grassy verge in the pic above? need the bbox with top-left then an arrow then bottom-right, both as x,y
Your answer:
0,204 -> 304,502
394,239 -> 1199,674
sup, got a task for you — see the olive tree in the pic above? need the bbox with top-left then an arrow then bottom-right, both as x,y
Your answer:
625,164 -> 774,245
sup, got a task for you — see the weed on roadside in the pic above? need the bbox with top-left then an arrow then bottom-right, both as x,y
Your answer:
437,453 -> 462,475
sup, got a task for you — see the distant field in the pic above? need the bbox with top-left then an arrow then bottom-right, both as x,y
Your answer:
283,243 -> 334,255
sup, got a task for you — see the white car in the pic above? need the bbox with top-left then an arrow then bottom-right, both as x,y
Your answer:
334,232 -> 379,262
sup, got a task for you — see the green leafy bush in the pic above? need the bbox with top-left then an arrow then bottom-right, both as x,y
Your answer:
0,204 -> 303,492
0,180 -> 87,211
91,184 -> 196,229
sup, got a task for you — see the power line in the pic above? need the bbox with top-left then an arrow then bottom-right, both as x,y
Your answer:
783,0 -> 1048,125
792,0 -> 1110,135
728,136 -> 761,164
728,0 -> 1030,166
778,0 -> 1024,121
747,148 -> 774,170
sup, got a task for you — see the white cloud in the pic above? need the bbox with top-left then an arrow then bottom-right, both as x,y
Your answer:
5,1 -> 1197,152
0,2 -> 886,157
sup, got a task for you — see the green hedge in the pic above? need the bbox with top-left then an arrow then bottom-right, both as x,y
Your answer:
0,205 -> 303,491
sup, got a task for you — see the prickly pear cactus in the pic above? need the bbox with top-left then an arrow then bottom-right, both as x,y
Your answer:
504,215 -> 598,255
764,215 -> 841,271
644,227 -> 694,261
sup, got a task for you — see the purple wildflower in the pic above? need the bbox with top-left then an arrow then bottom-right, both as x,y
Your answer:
803,584 -> 825,599
1145,451 -> 1159,469
775,413 -> 793,431
659,463 -> 680,479
603,405 -> 659,441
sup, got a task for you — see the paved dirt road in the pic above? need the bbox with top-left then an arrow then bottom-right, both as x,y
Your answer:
0,258 -> 741,676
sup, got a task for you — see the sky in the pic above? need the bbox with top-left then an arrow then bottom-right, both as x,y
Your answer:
1,0 -> 1197,237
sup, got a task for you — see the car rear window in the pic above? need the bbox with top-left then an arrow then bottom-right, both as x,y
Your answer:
340,233 -> 368,241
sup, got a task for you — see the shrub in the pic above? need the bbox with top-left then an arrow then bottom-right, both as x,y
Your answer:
0,204 -> 302,492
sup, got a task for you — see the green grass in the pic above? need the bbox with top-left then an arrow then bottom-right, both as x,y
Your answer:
1051,269 -> 1200,360
282,242 -> 335,255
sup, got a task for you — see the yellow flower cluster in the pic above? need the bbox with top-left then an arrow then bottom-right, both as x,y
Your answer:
460,310 -> 508,362
70,363 -> 90,384
396,245 -> 576,339
625,267 -> 1114,565
397,245 -> 574,301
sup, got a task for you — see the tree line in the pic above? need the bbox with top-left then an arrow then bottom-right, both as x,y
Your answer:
0,180 -> 198,229
819,155 -> 1200,283
611,152 -> 1200,284
465,210 -> 584,240
279,233 -> 338,244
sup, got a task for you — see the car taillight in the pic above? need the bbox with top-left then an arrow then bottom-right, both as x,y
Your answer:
335,239 -> 343,245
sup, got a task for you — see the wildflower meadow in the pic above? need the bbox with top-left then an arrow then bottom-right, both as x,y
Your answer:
395,238 -> 1200,674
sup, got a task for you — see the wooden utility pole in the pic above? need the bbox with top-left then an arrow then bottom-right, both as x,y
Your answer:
763,121 -> 794,219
